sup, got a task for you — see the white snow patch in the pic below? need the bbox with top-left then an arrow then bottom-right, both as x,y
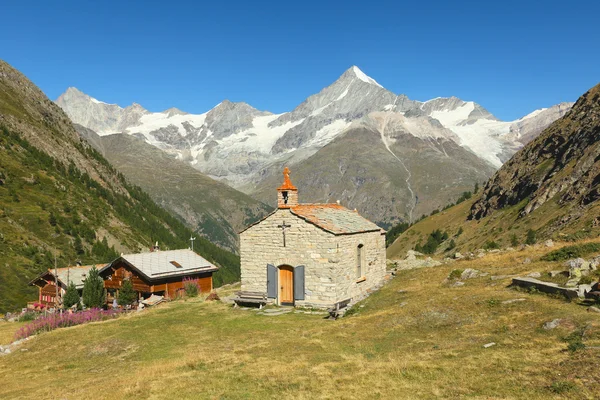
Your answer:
336,87 -> 350,101
310,102 -> 333,117
352,66 -> 383,88
515,107 -> 548,121
132,112 -> 208,137
383,104 -> 395,111
429,102 -> 513,167
216,114 -> 305,154
306,119 -> 352,148
90,97 -> 112,105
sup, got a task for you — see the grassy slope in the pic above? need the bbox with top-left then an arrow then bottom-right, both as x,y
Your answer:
82,130 -> 271,252
387,190 -> 600,260
1,245 -> 599,398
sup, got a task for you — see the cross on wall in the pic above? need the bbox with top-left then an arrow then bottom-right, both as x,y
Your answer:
277,221 -> 291,247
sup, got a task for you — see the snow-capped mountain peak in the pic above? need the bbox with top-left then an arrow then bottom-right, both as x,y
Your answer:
56,67 -> 572,188
349,66 -> 383,88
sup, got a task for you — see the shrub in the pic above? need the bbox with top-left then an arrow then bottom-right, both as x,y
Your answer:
484,240 -> 500,250
448,269 -> 463,280
183,278 -> 200,297
456,227 -> 463,237
563,329 -> 585,353
525,229 -> 537,245
579,275 -> 595,285
447,239 -> 456,251
549,381 -> 576,394
19,311 -> 37,322
510,234 -> 518,247
541,242 -> 600,262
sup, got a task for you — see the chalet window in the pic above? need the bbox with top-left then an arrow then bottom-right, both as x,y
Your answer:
356,244 -> 364,279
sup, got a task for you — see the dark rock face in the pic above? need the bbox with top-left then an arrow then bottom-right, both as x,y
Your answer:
469,83 -> 600,221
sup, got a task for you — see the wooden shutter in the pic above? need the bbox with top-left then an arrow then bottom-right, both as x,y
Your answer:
294,265 -> 305,300
267,264 -> 277,298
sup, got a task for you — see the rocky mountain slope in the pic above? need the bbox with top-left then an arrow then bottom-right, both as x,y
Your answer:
387,82 -> 600,259
57,67 -> 572,224
470,83 -> 600,221
0,60 -> 240,312
76,126 -> 272,251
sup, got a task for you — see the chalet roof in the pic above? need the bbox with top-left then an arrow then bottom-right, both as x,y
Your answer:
290,204 -> 383,235
56,265 -> 106,289
28,264 -> 107,289
105,249 -> 218,280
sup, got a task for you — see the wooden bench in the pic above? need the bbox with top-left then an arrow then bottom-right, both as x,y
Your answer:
328,298 -> 352,320
233,291 -> 268,309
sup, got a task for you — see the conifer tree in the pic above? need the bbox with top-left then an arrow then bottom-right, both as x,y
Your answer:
82,266 -> 105,308
63,281 -> 80,309
117,279 -> 136,306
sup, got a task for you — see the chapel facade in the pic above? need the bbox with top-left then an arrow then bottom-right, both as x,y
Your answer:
239,167 -> 387,308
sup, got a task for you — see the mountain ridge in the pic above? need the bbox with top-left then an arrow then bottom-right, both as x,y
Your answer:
56,66 -> 573,224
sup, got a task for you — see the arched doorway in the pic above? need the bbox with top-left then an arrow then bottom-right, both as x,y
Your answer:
278,265 -> 294,305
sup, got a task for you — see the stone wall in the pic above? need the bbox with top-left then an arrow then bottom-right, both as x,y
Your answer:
240,209 -> 386,308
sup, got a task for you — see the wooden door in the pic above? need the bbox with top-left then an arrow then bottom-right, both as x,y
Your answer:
279,266 -> 294,305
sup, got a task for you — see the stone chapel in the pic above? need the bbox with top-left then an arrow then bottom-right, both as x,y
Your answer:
239,167 -> 387,308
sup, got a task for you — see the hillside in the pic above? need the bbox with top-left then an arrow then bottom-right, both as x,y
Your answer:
387,83 -> 600,259
75,126 -> 272,252
2,244 -> 600,398
0,60 -> 240,312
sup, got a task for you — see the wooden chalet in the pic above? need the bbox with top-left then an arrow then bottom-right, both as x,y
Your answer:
99,249 -> 218,303
28,264 -> 107,308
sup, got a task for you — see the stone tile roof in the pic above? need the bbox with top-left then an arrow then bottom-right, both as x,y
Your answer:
290,204 -> 383,235
56,265 -> 106,289
112,249 -> 218,280
29,264 -> 107,289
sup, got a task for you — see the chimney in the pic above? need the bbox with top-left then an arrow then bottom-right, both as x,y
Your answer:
277,167 -> 298,208
153,241 -> 160,252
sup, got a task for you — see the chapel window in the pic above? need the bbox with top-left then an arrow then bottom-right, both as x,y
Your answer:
356,244 -> 364,279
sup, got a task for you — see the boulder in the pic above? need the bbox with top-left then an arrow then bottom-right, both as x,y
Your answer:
461,268 -> 487,279
454,252 -> 463,260
577,284 -> 593,298
543,319 -> 561,330
483,342 -> 496,348
590,256 -> 600,270
544,239 -> 554,248
565,278 -> 580,287
549,270 -> 568,278
405,250 -> 423,261
527,272 -> 541,278
522,258 -> 532,264
588,306 -> 600,313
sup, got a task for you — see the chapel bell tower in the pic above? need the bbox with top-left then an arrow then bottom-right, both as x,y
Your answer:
277,167 -> 298,208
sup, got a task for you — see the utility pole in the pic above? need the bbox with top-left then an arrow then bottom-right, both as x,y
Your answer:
190,236 -> 196,252
54,251 -> 59,313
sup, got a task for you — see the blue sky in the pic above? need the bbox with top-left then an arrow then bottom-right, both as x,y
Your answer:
1,0 -> 598,120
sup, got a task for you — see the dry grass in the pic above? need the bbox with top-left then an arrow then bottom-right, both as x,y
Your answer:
387,194 -> 600,260
1,247 -> 600,399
